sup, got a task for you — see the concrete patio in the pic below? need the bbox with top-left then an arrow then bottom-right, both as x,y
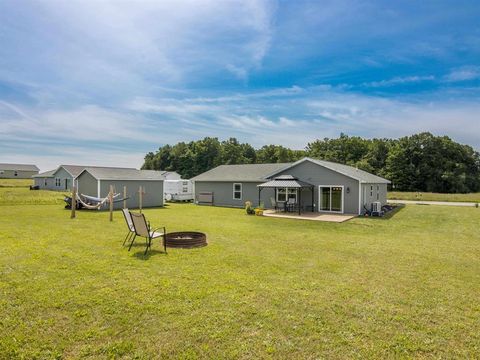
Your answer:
263,210 -> 356,222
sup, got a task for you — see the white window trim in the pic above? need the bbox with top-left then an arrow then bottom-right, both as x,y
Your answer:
318,185 -> 344,214
233,183 -> 242,200
276,187 -> 298,203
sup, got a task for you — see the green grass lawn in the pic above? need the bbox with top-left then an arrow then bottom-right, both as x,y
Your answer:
0,187 -> 66,206
388,191 -> 480,203
0,191 -> 479,358
0,179 -> 33,188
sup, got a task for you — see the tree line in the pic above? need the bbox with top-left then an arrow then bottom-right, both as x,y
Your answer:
142,132 -> 480,193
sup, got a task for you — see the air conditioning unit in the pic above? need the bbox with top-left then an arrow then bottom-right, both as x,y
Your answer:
371,201 -> 382,216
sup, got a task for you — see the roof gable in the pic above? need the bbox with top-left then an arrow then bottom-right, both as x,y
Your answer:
54,165 -> 137,178
77,168 -> 165,181
266,157 -> 391,184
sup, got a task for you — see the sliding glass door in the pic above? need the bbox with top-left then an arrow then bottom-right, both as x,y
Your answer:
319,186 -> 344,213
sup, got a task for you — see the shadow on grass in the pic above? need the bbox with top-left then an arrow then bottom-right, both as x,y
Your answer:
367,204 -> 405,221
132,249 -> 167,260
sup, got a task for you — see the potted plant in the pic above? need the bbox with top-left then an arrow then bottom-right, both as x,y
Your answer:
254,201 -> 264,216
245,201 -> 255,215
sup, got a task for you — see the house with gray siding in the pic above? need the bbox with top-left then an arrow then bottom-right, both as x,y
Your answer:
191,157 -> 390,215
0,163 -> 39,179
76,168 -> 165,209
33,170 -> 56,188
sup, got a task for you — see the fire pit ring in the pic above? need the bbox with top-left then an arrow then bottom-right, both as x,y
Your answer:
165,232 -> 207,248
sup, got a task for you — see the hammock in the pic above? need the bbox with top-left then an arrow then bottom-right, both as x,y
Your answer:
81,193 -> 121,203
75,194 -> 110,210
74,193 -> 130,210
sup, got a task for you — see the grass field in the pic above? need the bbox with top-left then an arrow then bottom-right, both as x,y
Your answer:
0,179 -> 33,188
0,189 -> 479,358
388,191 -> 480,203
0,187 -> 66,206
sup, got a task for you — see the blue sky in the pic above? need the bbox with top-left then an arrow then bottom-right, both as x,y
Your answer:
0,0 -> 479,171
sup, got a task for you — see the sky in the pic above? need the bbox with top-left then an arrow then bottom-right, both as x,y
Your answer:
0,0 -> 479,171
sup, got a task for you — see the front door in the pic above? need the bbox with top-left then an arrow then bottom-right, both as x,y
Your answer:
65,179 -> 69,190
319,186 -> 344,213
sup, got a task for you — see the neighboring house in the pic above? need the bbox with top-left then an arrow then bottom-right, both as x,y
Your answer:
76,168 -> 165,209
32,170 -> 56,188
191,157 -> 390,215
0,163 -> 39,179
33,165 -> 136,191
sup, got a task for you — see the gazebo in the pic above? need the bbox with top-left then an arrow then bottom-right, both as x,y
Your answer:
257,175 -> 315,215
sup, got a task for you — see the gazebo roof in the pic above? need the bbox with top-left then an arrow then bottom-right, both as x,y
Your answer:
257,174 -> 314,188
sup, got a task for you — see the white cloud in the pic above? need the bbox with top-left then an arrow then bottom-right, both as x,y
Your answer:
2,86 -> 480,172
444,66 -> 480,82
363,75 -> 435,88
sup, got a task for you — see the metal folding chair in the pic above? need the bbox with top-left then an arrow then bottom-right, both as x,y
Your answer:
129,212 -> 167,255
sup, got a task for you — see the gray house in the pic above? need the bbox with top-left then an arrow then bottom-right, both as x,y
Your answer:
76,168 -> 165,209
32,169 -> 56,188
0,163 -> 39,179
192,157 -> 390,215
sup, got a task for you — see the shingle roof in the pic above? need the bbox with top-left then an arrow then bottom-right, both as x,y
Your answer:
191,163 -> 292,182
267,157 -> 391,184
258,175 -> 314,188
78,168 -> 165,181
32,169 -> 56,178
57,165 -> 136,177
0,163 -> 39,171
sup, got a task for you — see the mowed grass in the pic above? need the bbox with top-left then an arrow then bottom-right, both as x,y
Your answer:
0,179 -> 33,188
0,192 -> 479,358
0,179 -> 65,206
0,187 -> 66,206
388,191 -> 480,203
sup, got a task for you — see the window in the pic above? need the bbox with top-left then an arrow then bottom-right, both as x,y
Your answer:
182,181 -> 188,186
370,185 -> 373,197
276,188 -> 297,203
233,183 -> 242,200
55,178 -> 61,187
376,185 -> 380,200
14,171 -> 18,177
182,187 -> 188,193
44,179 -> 47,186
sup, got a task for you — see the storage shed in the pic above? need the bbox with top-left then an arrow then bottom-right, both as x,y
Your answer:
76,168 -> 165,209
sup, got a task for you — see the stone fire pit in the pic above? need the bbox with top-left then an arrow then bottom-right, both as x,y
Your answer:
165,232 -> 207,248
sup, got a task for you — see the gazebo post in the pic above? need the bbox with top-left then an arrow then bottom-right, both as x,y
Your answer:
311,185 -> 314,212
298,188 -> 301,215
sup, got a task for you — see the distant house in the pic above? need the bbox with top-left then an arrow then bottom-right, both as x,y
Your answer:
76,168 -> 165,209
191,157 -> 390,215
0,163 -> 39,179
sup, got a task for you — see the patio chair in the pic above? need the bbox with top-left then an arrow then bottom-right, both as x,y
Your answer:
286,198 -> 298,212
121,209 -> 135,246
128,211 -> 167,255
270,197 -> 279,212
